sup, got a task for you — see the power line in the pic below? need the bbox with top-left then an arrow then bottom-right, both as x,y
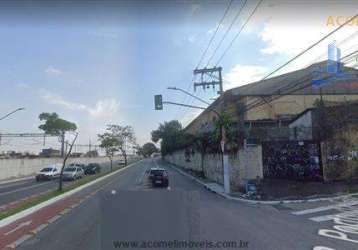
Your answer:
204,0 -> 248,68
239,13 -> 358,110
195,0 -> 234,69
215,0 -> 264,66
176,0 -> 236,121
260,13 -> 358,81
244,52 -> 358,113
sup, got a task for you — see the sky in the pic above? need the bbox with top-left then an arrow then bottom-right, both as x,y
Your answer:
0,0 -> 357,153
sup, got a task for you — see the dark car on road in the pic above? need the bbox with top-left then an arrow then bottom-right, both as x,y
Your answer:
148,168 -> 169,187
84,163 -> 101,175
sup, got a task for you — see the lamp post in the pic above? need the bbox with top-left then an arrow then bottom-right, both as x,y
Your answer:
0,108 -> 25,121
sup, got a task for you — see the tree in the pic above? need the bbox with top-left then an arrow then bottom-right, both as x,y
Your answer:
38,112 -> 77,157
98,124 -> 136,171
58,133 -> 78,191
151,120 -> 184,155
141,142 -> 159,157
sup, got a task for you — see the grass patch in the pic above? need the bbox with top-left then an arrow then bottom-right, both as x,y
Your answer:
0,167 -> 121,221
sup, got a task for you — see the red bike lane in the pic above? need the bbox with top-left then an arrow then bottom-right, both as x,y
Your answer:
0,194 -> 82,249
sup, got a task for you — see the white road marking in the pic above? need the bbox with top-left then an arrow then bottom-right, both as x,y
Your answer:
0,182 -> 51,196
310,214 -> 339,222
292,200 -> 358,215
313,246 -> 335,250
4,220 -> 32,236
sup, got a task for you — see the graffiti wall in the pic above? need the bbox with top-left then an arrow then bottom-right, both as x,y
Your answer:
262,141 -> 322,180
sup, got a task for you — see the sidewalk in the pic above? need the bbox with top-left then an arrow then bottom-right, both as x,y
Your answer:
167,162 -> 358,205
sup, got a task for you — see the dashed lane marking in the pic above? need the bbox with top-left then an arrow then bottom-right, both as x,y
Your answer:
47,215 -> 61,224
5,234 -> 33,249
29,223 -> 48,235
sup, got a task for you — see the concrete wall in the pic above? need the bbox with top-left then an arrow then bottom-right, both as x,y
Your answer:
0,156 -> 124,181
321,125 -> 358,181
164,146 -> 263,191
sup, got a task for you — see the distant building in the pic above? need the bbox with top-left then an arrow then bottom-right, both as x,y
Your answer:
40,148 -> 61,158
85,150 -> 99,157
70,152 -> 83,157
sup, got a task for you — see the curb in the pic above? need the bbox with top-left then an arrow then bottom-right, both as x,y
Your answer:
168,163 -> 358,205
0,159 -> 143,228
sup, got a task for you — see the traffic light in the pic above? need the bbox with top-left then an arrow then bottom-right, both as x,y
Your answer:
154,95 -> 163,110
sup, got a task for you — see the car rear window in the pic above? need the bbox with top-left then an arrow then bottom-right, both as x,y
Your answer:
150,170 -> 165,175
65,167 -> 76,172
40,168 -> 53,172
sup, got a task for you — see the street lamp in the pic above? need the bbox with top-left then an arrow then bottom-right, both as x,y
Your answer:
0,108 -> 25,121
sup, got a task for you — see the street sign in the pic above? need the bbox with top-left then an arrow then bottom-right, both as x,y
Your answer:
154,95 -> 163,110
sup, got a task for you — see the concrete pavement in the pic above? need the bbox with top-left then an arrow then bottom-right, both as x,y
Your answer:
0,158 -> 356,250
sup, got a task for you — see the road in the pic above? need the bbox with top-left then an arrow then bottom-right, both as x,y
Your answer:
0,160 -> 123,210
1,158 -> 357,250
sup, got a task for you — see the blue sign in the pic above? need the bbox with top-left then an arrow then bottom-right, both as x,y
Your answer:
312,41 -> 355,88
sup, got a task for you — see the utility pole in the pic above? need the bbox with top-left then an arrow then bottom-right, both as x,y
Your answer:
60,131 -> 65,158
193,66 -> 230,194
193,67 -> 223,95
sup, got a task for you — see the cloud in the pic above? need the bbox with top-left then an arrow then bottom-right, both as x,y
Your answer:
256,2 -> 358,74
187,34 -> 197,43
224,64 -> 269,90
87,99 -> 120,119
45,66 -> 63,76
41,90 -> 119,119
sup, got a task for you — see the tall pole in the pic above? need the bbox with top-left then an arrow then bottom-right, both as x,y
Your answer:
60,131 -> 65,158
193,66 -> 230,193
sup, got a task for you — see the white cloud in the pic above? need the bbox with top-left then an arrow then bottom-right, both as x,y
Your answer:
87,99 -> 120,119
224,64 -> 269,90
41,90 -> 119,119
256,2 -> 358,74
187,34 -> 197,43
45,66 -> 63,76
41,92 -> 87,111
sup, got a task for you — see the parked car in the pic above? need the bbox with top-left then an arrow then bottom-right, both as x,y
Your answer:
148,168 -> 169,187
69,163 -> 86,170
35,164 -> 61,181
63,166 -> 84,181
84,163 -> 101,175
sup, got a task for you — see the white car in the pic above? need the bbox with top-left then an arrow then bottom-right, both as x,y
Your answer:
35,164 -> 61,181
63,166 -> 84,181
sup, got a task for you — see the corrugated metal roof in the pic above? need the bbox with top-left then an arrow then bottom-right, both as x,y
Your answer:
228,61 -> 358,96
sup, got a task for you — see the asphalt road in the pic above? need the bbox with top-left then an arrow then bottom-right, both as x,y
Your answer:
0,160 -> 124,207
15,158 -> 358,250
